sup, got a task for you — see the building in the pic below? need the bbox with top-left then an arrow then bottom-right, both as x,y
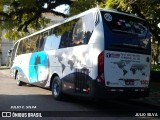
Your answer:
42,12 -> 64,26
0,30 -> 13,66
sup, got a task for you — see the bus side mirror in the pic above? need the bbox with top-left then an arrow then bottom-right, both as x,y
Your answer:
7,49 -> 13,57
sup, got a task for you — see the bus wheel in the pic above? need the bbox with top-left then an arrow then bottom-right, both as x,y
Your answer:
16,72 -> 23,86
52,76 -> 63,100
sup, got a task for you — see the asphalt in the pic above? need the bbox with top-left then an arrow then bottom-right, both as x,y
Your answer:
0,66 -> 159,107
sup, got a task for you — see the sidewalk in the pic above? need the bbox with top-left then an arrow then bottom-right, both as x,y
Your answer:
0,66 -> 10,77
0,67 -> 160,107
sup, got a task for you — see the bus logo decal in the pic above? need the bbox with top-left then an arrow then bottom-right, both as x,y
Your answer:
106,53 -> 120,58
104,13 -> 112,22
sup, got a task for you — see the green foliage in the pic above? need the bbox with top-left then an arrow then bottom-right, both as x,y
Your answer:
0,0 -> 159,43
152,64 -> 160,71
0,0 -> 46,40
18,0 -> 37,9
152,41 -> 160,65
70,0 -> 160,42
0,0 -> 72,41
99,0 -> 127,10
69,0 -> 96,16
102,0 -> 160,40
100,0 -> 160,65
69,0 -> 104,16
3,30 -> 26,41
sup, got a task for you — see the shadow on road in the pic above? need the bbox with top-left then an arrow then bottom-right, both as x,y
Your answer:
0,94 -> 160,117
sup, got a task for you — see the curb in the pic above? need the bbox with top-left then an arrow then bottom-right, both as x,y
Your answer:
0,66 -> 10,70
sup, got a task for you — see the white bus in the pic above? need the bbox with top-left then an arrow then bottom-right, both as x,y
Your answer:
10,8 -> 151,100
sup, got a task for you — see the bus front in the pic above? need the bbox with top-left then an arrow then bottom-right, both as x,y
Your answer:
97,10 -> 151,98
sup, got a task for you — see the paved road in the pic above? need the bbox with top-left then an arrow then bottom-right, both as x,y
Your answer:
0,69 -> 160,120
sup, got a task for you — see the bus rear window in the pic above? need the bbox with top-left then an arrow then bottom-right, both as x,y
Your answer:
101,11 -> 148,37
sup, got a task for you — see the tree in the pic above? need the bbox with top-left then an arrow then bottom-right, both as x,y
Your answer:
69,0 -> 106,16
1,0 -> 159,42
101,0 -> 160,42
0,0 -> 73,40
152,40 -> 160,65
70,0 -> 160,43
101,0 -> 160,64
70,0 -> 160,64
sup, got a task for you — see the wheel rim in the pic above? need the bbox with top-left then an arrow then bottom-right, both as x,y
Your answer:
16,73 -> 20,84
16,73 -> 20,80
53,81 -> 59,96
16,80 -> 19,84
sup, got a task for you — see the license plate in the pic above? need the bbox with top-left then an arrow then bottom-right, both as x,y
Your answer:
125,80 -> 134,85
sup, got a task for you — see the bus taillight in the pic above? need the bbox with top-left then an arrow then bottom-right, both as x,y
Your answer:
97,51 -> 105,85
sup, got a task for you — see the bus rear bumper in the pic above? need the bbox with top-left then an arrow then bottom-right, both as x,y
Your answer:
94,82 -> 150,99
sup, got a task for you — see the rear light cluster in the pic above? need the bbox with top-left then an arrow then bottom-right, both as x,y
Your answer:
83,88 -> 91,94
97,51 -> 105,85
141,80 -> 149,85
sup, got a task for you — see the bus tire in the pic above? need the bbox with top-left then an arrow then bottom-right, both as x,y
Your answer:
16,72 -> 23,86
52,76 -> 63,100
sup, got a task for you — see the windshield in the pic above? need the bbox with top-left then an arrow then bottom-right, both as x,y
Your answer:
101,11 -> 151,54
102,11 -> 148,37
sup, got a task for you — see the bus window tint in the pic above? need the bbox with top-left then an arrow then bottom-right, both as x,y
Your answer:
39,31 -> 49,51
72,19 -> 83,45
101,11 -> 150,54
38,13 -> 94,50
43,29 -> 61,50
102,12 -> 148,38
72,13 -> 94,46
30,34 -> 39,52
11,42 -> 18,60
59,31 -> 70,48
58,22 -> 73,48
39,35 -> 45,51
23,39 -> 31,54
17,41 -> 23,55
48,28 -> 61,50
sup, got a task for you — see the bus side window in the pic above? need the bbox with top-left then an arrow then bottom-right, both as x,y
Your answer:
23,38 -> 31,54
11,42 -> 18,61
68,31 -> 73,47
17,41 -> 23,55
72,19 -> 84,46
58,22 -> 74,48
38,34 -> 45,51
40,31 -> 52,51
59,31 -> 69,48
46,28 -> 61,50
30,34 -> 40,52
72,13 -> 94,46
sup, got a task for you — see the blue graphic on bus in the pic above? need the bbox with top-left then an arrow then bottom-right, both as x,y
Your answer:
29,52 -> 49,83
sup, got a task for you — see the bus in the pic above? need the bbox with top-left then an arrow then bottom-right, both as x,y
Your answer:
10,8 -> 151,100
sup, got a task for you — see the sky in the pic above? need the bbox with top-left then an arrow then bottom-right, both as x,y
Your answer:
44,4 -> 69,14
54,4 -> 69,14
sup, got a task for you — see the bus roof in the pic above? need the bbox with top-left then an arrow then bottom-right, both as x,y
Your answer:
15,8 -> 145,44
99,8 -> 145,21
